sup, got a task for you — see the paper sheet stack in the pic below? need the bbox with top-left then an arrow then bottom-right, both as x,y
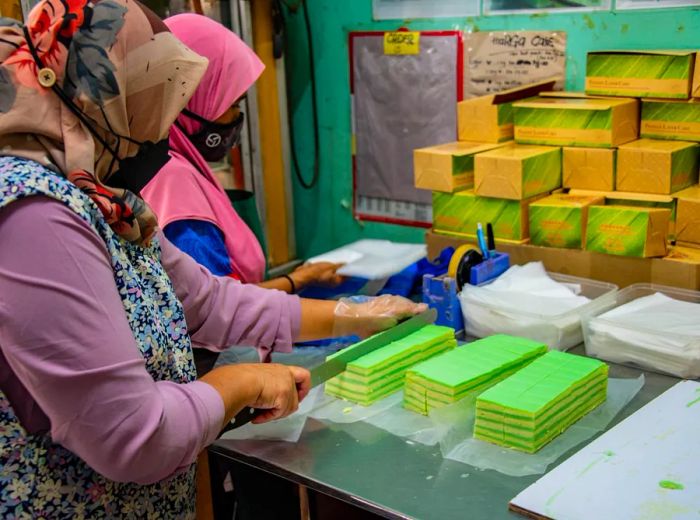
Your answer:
403,335 -> 547,415
585,292 -> 700,378
460,262 -> 595,350
475,350 -> 608,453
325,325 -> 456,406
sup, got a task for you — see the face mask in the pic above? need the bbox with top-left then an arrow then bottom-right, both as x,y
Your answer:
108,138 -> 172,195
180,108 -> 245,162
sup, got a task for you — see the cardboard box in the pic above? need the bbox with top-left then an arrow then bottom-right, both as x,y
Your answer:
665,246 -> 700,264
617,138 -> 700,195
474,144 -> 561,200
432,190 -> 542,241
529,193 -> 605,249
585,205 -> 670,258
512,96 -> 639,148
675,185 -> 700,246
426,230 -> 700,290
413,141 -> 506,193
563,147 -> 616,191
641,99 -> 700,142
569,189 -> 677,241
458,80 -> 556,143
586,50 -> 698,99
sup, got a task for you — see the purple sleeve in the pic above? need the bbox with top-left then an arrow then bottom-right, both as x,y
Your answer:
159,233 -> 301,361
0,198 -> 224,484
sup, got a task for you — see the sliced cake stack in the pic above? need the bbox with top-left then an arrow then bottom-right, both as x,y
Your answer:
404,335 -> 547,415
325,325 -> 456,406
474,350 -> 608,453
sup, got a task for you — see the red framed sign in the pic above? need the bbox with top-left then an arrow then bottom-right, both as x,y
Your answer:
350,30 -> 464,227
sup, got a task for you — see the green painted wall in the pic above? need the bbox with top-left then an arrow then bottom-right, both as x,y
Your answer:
284,1 -> 700,258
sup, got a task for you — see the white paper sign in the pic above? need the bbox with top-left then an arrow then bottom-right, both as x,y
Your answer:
464,31 -> 567,98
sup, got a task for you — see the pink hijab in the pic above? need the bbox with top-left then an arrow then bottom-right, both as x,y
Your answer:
142,14 -> 266,283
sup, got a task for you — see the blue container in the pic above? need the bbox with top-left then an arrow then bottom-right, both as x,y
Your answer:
469,252 -> 510,286
422,274 -> 464,333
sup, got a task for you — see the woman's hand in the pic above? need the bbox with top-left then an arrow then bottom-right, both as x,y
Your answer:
333,295 -> 428,338
200,363 -> 311,427
291,262 -> 344,289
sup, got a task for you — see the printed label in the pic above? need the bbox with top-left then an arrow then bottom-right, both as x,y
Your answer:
384,32 -> 420,55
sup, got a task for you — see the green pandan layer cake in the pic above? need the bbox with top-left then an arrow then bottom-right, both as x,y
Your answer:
475,350 -> 608,453
325,325 -> 457,406
404,335 -> 547,415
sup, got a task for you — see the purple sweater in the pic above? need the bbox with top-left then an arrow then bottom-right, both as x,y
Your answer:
0,197 -> 300,484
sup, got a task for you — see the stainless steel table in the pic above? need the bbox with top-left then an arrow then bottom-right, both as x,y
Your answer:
211,346 -> 678,519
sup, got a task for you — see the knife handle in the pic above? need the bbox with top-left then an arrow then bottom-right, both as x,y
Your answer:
227,406 -> 264,431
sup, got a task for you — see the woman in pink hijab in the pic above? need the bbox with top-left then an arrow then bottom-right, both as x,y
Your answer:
142,14 -> 339,293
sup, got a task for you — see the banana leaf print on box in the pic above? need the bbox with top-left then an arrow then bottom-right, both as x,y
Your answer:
513,96 -> 639,148
586,51 -> 697,99
641,100 -> 700,142
585,205 -> 670,257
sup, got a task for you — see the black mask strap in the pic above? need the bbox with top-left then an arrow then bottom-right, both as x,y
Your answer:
23,26 -> 117,159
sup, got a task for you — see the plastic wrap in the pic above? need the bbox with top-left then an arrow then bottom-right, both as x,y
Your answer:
460,262 -> 617,350
307,240 -> 427,281
439,375 -> 645,476
585,291 -> 700,378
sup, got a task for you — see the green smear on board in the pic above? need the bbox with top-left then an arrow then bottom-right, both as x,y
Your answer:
686,395 -> 700,408
659,480 -> 684,490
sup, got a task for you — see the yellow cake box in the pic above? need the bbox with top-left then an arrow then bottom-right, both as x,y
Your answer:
513,96 -> 639,148
585,205 -> 670,258
586,50 -> 699,99
413,141 -> 507,193
457,79 -> 556,143
617,138 -> 700,195
563,147 -> 616,191
675,185 -> 700,247
569,188 -> 677,242
529,193 -> 605,249
474,144 -> 561,200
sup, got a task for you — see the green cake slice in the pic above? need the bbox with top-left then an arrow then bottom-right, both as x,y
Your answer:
475,350 -> 608,453
325,325 -> 457,406
404,335 -> 547,415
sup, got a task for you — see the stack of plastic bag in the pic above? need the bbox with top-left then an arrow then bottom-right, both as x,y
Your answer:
459,262 -> 592,350
585,292 -> 700,378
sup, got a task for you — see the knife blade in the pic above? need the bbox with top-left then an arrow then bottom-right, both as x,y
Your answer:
228,308 -> 437,430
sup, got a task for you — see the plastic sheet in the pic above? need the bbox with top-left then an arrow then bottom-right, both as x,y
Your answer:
219,386 -> 324,443
585,292 -> 700,378
460,263 -> 617,351
439,375 -> 645,476
307,240 -> 427,280
308,387 -> 403,424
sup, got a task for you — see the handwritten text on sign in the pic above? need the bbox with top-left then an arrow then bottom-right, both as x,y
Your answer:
384,31 -> 421,55
464,31 -> 567,98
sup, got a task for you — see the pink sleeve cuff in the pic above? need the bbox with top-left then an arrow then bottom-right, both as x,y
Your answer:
186,380 -> 225,446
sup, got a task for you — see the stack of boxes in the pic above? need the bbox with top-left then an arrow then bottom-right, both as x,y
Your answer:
417,49 -> 700,262
416,80 -> 557,244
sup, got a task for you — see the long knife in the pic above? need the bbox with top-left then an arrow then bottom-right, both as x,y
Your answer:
228,308 -> 437,430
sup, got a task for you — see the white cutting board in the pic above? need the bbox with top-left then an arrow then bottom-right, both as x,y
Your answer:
510,380 -> 700,520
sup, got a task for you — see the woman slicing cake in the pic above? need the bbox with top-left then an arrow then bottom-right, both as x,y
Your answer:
0,2 -> 425,516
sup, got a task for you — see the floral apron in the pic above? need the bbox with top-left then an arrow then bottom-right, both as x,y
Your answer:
0,156 -> 198,519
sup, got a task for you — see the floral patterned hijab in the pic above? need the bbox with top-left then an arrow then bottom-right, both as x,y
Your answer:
0,0 -> 207,244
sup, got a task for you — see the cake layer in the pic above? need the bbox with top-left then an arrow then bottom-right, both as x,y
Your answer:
341,340 -> 457,384
475,393 -> 606,452
474,350 -> 608,452
325,325 -> 457,406
403,335 -> 547,415
327,341 -> 454,394
475,377 -> 606,438
347,325 -> 455,373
